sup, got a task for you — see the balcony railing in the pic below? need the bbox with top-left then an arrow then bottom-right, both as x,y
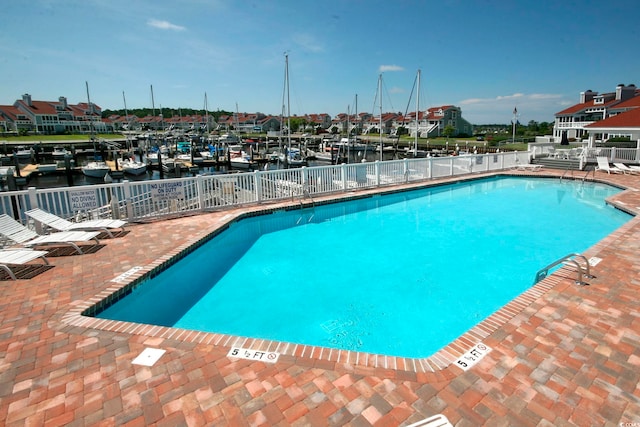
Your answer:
555,121 -> 595,129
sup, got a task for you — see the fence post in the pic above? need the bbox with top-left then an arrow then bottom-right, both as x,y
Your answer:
254,170 -> 262,202
26,187 -> 41,232
341,163 -> 347,191
610,147 -> 616,162
301,166 -> 308,195
403,158 -> 409,183
122,180 -> 134,221
374,161 -> 381,186
196,175 -> 205,211
27,187 -> 38,210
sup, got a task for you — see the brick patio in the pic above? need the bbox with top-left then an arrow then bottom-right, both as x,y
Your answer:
1,169 -> 639,426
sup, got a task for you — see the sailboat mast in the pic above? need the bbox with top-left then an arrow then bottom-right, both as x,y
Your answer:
122,91 -> 129,123
150,85 -> 155,118
346,104 -> 351,162
285,53 -> 291,149
355,94 -> 358,136
85,81 -> 96,153
204,92 -> 209,134
415,69 -> 420,155
378,74 -> 383,161
122,91 -> 130,149
150,84 -> 159,151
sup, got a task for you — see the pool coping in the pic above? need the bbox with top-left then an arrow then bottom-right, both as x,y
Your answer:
57,171 -> 639,376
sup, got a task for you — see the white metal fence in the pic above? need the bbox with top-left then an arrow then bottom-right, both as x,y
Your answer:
1,151 -> 530,225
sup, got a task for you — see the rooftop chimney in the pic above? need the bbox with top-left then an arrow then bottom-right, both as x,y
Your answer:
616,84 -> 636,101
580,90 -> 597,104
22,94 -> 32,107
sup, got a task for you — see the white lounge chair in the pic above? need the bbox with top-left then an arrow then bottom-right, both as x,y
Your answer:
25,208 -> 126,238
405,414 -> 453,427
613,163 -> 639,175
595,157 -> 623,174
0,249 -> 49,280
0,214 -> 101,254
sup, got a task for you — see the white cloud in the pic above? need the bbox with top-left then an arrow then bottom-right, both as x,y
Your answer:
292,33 -> 324,53
147,19 -> 186,31
457,93 -> 569,123
379,65 -> 404,72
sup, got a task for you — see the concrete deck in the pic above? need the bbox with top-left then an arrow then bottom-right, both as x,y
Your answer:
0,169 -> 639,426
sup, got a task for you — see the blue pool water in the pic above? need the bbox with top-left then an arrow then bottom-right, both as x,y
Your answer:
97,177 -> 631,358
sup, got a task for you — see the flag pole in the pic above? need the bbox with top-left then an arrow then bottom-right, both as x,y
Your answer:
512,107 -> 518,144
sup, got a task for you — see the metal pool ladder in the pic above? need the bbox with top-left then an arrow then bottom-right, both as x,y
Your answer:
534,253 -> 593,286
296,185 -> 316,224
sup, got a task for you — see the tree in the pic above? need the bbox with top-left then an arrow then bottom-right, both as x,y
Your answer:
288,117 -> 307,133
443,125 -> 455,139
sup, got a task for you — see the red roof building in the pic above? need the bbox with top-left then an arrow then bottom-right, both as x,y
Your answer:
584,106 -> 640,143
0,94 -> 106,134
553,84 -> 639,142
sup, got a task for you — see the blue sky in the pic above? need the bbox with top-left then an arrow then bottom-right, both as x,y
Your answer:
2,0 -> 638,125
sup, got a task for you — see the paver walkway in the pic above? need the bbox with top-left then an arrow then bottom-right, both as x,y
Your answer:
1,169 -> 639,426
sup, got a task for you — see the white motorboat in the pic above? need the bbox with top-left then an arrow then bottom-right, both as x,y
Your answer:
81,161 -> 110,178
161,158 -> 188,174
121,159 -> 147,176
175,151 -> 204,164
229,151 -> 257,170
336,138 -> 376,154
278,147 -> 307,167
14,146 -> 32,161
144,146 -> 169,167
144,151 -> 161,167
51,146 -> 70,160
218,134 -> 240,144
199,151 -> 214,160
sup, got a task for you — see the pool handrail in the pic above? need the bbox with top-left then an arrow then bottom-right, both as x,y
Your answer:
535,253 -> 592,286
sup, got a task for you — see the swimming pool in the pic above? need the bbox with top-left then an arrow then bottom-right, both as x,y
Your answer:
95,176 -> 631,358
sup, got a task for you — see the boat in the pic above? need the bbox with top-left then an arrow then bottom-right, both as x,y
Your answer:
278,147 -> 307,167
218,134 -> 240,144
81,81 -> 110,179
37,163 -> 59,174
410,69 -> 424,158
278,53 -> 306,169
120,158 -> 147,176
51,146 -> 70,160
81,161 -> 110,178
336,138 -> 376,153
161,158 -> 188,174
14,146 -> 32,161
229,150 -> 258,170
199,149 -> 215,160
144,145 -> 169,167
